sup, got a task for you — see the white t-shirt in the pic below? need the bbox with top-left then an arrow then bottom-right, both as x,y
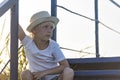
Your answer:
21,36 -> 65,80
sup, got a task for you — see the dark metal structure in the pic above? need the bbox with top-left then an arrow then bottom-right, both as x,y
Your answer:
94,0 -> 99,58
10,1 -> 18,80
51,0 -> 100,57
0,0 -> 18,80
51,0 -> 120,80
51,0 -> 57,41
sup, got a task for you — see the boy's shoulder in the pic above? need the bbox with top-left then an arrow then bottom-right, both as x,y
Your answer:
50,39 -> 59,47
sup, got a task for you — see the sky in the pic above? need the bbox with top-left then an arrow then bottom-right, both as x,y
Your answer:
0,0 -> 120,58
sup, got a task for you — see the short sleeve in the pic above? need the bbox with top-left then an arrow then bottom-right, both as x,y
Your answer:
53,43 -> 65,62
21,36 -> 33,47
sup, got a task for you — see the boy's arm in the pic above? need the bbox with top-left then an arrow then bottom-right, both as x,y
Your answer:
33,59 -> 70,79
18,25 -> 26,41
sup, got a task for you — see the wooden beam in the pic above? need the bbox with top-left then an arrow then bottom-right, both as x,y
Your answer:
68,57 -> 120,70
74,70 -> 120,78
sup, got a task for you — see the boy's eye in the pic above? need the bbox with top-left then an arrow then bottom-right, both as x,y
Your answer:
43,25 -> 49,29
45,25 -> 48,28
44,25 -> 54,30
50,26 -> 54,29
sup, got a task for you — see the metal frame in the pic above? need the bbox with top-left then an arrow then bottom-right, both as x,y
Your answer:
51,0 -> 100,57
94,0 -> 99,58
0,0 -> 18,80
51,0 -> 57,41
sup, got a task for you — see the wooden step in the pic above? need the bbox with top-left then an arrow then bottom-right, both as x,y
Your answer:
67,57 -> 120,70
74,70 -> 120,78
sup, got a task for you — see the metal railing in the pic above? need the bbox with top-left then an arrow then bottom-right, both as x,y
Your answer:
0,0 -> 18,80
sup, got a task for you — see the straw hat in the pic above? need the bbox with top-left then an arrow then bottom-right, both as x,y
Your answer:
27,11 -> 59,32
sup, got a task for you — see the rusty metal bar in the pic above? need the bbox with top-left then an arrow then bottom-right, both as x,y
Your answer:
10,0 -> 18,80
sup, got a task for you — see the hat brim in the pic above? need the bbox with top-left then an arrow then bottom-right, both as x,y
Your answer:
27,17 -> 59,32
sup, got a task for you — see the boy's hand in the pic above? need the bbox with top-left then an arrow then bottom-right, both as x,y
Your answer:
33,71 -> 46,80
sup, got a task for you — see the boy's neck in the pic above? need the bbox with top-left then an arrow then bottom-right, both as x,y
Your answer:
33,38 -> 49,50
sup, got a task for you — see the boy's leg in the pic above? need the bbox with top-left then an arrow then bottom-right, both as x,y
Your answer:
21,70 -> 34,80
58,67 -> 74,80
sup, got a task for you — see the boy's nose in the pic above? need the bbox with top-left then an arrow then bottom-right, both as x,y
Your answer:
48,27 -> 53,32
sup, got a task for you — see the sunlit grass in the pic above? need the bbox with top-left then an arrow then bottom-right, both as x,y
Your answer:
0,35 -> 28,80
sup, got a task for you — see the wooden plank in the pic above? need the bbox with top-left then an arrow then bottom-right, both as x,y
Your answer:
68,57 -> 120,64
74,70 -> 120,78
68,57 -> 120,70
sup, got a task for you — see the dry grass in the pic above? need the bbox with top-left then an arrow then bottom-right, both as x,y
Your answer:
0,39 -> 28,80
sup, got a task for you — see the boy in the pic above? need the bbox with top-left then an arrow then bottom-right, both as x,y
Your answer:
19,11 -> 74,80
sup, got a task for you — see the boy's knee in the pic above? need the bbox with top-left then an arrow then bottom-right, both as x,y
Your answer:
21,70 -> 30,77
21,70 -> 33,80
61,67 -> 74,80
63,67 -> 74,76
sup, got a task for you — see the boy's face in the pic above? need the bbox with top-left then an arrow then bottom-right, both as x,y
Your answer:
32,21 -> 55,41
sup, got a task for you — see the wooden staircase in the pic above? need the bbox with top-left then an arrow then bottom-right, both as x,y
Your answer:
68,57 -> 120,80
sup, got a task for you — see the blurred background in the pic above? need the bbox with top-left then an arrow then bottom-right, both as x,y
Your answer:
0,0 -> 120,80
